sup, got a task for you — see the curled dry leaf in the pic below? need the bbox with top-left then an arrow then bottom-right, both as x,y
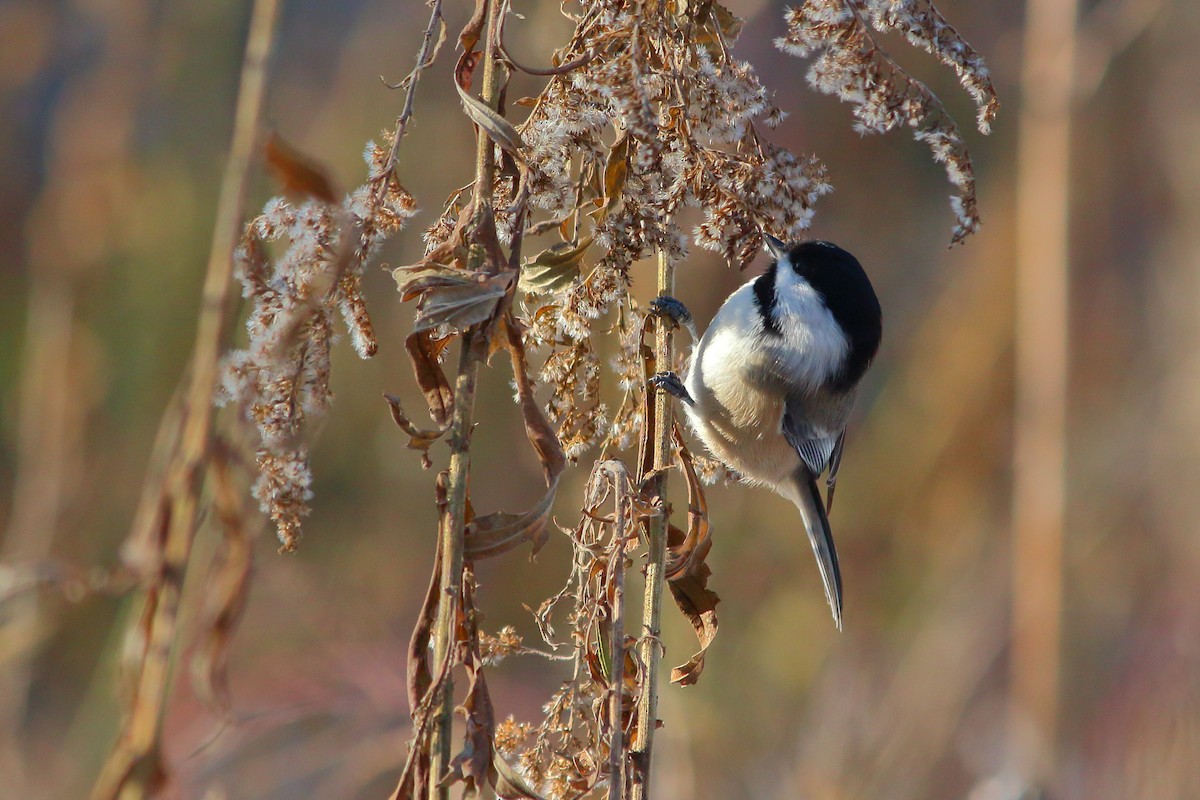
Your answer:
665,426 -> 713,581
384,393 -> 446,468
464,489 -> 555,559
395,257 -> 515,334
456,49 -> 525,155
463,316 -> 567,559
264,133 -> 338,203
190,449 -> 254,715
419,272 -> 514,333
519,236 -> 593,295
668,563 -> 720,687
492,748 -> 554,800
404,330 -> 455,427
588,131 -> 629,224
458,80 -> 526,156
665,426 -> 721,686
446,568 -> 495,795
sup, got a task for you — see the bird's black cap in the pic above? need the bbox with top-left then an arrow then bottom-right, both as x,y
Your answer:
783,240 -> 883,390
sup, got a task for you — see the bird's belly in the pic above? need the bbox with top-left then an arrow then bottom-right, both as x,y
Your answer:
683,388 -> 800,487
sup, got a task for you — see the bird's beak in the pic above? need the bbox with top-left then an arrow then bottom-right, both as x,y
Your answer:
764,234 -> 789,261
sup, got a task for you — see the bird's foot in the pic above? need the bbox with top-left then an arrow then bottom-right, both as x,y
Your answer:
648,296 -> 699,342
649,296 -> 692,328
650,371 -> 696,407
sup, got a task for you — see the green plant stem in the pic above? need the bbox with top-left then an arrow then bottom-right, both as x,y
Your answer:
631,250 -> 676,800
427,1 -> 503,796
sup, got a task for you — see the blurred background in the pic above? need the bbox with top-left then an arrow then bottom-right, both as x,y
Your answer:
2,0 -> 1199,797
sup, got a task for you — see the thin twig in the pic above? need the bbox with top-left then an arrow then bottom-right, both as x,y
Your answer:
602,461 -> 630,800
381,0 -> 445,178
91,1 -> 282,797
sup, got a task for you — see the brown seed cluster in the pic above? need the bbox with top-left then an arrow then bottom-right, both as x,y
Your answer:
777,0 -> 998,243
217,134 -> 416,549
503,0 -> 834,464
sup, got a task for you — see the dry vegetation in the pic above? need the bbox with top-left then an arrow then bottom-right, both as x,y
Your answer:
171,1 -> 993,798
4,0 -> 1001,798
9,0 -> 1200,796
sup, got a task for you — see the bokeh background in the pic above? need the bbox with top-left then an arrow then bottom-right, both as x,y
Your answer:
3,0 -> 1199,797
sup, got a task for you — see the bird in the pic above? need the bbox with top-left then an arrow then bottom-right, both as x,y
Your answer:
650,236 -> 882,629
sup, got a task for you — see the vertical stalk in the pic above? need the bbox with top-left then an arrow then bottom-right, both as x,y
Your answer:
607,465 -> 628,800
428,1 -> 503,796
1010,0 -> 1077,785
631,250 -> 675,800
91,1 -> 281,797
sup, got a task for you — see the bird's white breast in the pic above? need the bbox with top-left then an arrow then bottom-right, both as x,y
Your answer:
681,277 -> 849,487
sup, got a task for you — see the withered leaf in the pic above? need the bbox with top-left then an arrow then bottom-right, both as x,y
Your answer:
664,427 -> 719,685
492,749 -> 553,800
384,393 -> 446,468
455,51 -> 524,155
503,316 -> 567,484
519,236 -> 592,295
264,133 -> 338,203
458,0 -> 487,58
603,132 -> 630,208
191,452 -> 252,716
448,572 -> 494,797
668,564 -> 720,686
694,1 -> 744,50
413,273 -> 514,334
457,82 -> 526,155
463,478 -> 556,559
462,317 -> 566,560
393,262 -> 475,302
405,329 -> 455,427
407,528 -> 443,711
665,427 -> 713,581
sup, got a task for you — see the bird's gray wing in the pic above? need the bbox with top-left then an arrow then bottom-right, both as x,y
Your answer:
824,431 -> 846,512
781,403 -> 839,478
781,402 -> 844,628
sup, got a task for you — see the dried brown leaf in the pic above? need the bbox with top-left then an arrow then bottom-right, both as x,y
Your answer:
414,272 -> 514,333
384,393 -> 446,468
601,132 -> 629,213
519,236 -> 592,294
665,427 -> 713,581
457,82 -> 526,155
393,262 -> 476,302
405,329 -> 455,427
458,0 -> 487,57
190,451 -> 254,715
463,480 -> 556,559
503,315 -> 567,484
264,133 -> 337,203
668,563 -> 720,686
447,571 -> 494,795
407,525 -> 442,712
456,50 -> 525,155
492,749 -> 553,800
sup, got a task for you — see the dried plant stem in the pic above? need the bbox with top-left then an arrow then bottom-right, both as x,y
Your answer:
631,250 -> 676,800
1010,0 -> 1077,785
604,462 -> 630,800
91,0 -> 281,797
427,0 -> 503,796
381,0 -> 444,178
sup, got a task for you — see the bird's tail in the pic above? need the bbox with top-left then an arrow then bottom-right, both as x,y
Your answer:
784,471 -> 844,630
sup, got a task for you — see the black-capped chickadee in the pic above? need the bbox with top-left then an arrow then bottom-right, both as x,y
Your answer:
651,237 -> 882,629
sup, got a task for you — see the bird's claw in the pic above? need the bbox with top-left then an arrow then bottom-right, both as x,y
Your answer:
649,296 -> 692,329
650,371 -> 695,407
